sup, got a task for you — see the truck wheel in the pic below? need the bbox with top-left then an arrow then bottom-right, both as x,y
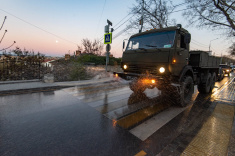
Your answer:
176,76 -> 194,107
198,73 -> 212,94
161,76 -> 194,107
129,78 -> 146,94
210,72 -> 216,91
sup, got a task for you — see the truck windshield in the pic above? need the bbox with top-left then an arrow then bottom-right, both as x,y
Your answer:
126,31 -> 176,51
219,65 -> 229,68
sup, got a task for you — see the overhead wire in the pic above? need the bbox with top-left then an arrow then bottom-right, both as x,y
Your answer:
191,41 -> 208,48
0,8 -> 77,45
192,39 -> 208,46
113,13 -> 132,29
95,0 -> 106,37
99,11 -> 138,42
110,2 -> 192,41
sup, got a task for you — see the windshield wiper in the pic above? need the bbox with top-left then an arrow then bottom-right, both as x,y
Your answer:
145,45 -> 162,51
145,45 -> 157,47
138,48 -> 147,51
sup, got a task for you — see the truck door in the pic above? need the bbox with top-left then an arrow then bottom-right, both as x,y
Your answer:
172,33 -> 189,76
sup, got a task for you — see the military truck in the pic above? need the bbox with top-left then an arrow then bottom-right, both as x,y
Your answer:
114,24 -> 220,107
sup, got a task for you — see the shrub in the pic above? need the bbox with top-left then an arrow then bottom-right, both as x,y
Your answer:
69,63 -> 89,81
76,54 -> 121,65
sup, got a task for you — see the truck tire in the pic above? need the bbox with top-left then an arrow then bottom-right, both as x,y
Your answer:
198,73 -> 212,94
176,76 -> 194,107
129,78 -> 146,94
162,76 -> 194,107
210,72 -> 216,91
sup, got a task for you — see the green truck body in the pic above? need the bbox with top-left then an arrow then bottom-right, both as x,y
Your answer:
114,25 -> 220,107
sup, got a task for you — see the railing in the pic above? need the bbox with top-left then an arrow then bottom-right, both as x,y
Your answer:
0,56 -> 45,81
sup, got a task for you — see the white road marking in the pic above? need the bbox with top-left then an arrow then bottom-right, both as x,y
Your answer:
130,105 -> 190,141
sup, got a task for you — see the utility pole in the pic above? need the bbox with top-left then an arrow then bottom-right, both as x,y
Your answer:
220,53 -> 223,64
139,0 -> 144,33
209,38 -> 218,52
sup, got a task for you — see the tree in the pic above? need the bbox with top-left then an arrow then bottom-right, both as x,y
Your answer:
228,43 -> 235,56
183,0 -> 235,37
128,0 -> 176,31
77,45 -> 83,52
13,47 -> 22,56
81,39 -> 103,56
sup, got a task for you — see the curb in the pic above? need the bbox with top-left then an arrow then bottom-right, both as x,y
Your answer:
0,79 -> 40,85
0,79 -> 118,96
0,86 -> 68,96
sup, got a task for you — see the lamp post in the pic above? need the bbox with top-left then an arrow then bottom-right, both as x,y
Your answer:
209,38 -> 218,52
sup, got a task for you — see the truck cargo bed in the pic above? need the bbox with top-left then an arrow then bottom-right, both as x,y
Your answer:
189,51 -> 220,68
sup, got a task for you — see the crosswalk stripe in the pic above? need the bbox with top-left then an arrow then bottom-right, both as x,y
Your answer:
62,81 -> 121,93
95,89 -> 160,114
88,93 -> 132,108
130,105 -> 191,141
72,85 -> 127,96
135,150 -> 147,156
83,87 -> 131,103
116,102 -> 171,129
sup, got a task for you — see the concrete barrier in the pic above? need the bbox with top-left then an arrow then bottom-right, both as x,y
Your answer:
43,73 -> 54,83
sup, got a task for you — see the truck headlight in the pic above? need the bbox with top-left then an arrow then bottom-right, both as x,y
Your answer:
123,65 -> 128,69
226,69 -> 229,72
159,67 -> 165,73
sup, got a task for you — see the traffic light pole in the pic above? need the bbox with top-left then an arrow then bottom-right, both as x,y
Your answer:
106,45 -> 110,72
104,19 -> 113,72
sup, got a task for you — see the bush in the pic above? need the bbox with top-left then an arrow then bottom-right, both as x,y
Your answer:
76,54 -> 121,65
69,64 -> 89,81
52,61 -> 90,81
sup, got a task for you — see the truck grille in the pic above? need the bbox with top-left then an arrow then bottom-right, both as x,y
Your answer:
127,65 -> 158,74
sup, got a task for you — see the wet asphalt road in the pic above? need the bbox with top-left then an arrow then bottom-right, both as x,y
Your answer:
0,73 -> 235,156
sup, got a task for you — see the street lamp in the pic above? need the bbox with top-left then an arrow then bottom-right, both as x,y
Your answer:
209,38 -> 219,52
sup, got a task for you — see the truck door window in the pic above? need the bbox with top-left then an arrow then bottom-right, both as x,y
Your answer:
181,34 -> 186,49
177,34 -> 181,48
177,34 -> 186,49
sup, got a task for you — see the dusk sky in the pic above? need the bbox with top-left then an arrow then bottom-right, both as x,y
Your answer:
0,0 -> 233,57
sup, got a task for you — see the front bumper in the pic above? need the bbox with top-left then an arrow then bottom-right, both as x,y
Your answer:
113,72 -> 162,80
113,72 -> 173,87
224,70 -> 230,74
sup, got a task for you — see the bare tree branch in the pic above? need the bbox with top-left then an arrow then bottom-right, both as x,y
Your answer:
228,42 -> 235,56
127,0 -> 176,32
183,0 -> 235,37
81,39 -> 103,56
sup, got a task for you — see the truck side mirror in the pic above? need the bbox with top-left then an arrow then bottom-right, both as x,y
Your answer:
184,33 -> 191,44
123,41 -> 125,50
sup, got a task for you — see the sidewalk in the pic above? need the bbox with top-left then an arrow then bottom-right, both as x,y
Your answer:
0,77 -> 117,94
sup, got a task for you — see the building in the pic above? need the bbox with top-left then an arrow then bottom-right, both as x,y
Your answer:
65,54 -> 70,60
76,50 -> 81,56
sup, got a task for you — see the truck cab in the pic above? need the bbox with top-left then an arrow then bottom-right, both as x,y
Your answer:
118,25 -> 191,85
